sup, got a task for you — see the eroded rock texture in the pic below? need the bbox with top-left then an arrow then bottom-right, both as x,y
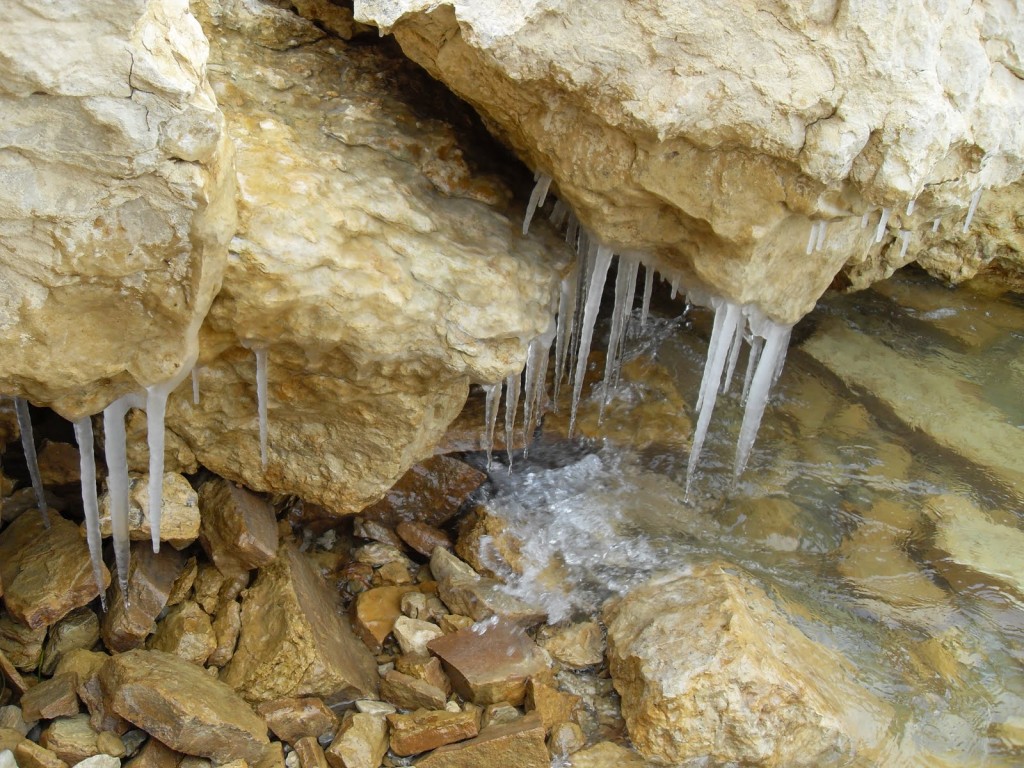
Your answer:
355,0 -> 1024,323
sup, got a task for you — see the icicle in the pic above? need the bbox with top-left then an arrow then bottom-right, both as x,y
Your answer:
600,256 -> 639,417
13,397 -> 48,524
640,264 -> 654,328
733,323 -> 793,480
523,321 -> 556,452
549,200 -> 569,228
74,416 -> 106,611
721,315 -> 746,394
522,173 -> 552,235
254,346 -> 269,470
898,229 -> 912,261
815,221 -> 828,252
481,383 -> 501,471
741,335 -> 764,404
670,277 -> 680,300
569,244 -> 614,437
191,368 -> 200,405
103,393 -> 144,601
552,272 -> 578,410
874,207 -> 891,243
565,213 -> 580,248
861,211 -> 871,228
145,381 -> 174,553
906,199 -> 916,216
503,371 -> 521,468
931,217 -> 941,232
686,301 -> 743,498
962,188 -> 982,233
805,224 -> 817,255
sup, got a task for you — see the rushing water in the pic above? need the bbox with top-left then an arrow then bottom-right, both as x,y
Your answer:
476,269 -> 1024,766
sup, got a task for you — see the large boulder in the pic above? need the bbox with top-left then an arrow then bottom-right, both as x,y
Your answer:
604,562 -> 894,766
354,0 -> 1024,323
0,0 -> 235,417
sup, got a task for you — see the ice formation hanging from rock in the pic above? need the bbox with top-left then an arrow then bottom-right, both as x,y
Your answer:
192,367 -> 201,405
253,346 -> 269,469
13,397 -> 48,523
103,392 -> 145,599
73,416 -> 107,610
963,189 -> 983,233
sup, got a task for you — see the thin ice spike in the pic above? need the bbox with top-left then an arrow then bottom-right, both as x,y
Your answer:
145,383 -> 171,553
640,264 -> 654,328
191,367 -> 200,405
721,314 -> 746,394
874,207 -> 891,243
569,245 -> 614,437
522,174 -> 552,235
742,335 -> 764,404
103,395 -> 137,601
254,346 -> 269,469
504,372 -> 521,468
815,221 -> 828,251
482,383 -> 501,471
898,230 -> 912,261
963,189 -> 982,233
733,324 -> 793,480
521,339 -> 540,449
552,273 -> 578,410
14,397 -> 48,524
74,416 -> 107,611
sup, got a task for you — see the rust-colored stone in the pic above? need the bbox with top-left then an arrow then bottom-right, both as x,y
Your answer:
350,584 -> 430,654
198,479 -> 279,577
380,670 -> 447,711
102,544 -> 186,653
395,521 -> 451,557
324,712 -> 387,768
386,708 -> 480,757
361,457 -> 484,528
20,673 -> 80,721
415,711 -> 549,768
394,654 -> 450,695
255,698 -> 338,745
524,679 -> 580,734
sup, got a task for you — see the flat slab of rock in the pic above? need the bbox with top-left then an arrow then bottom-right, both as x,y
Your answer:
198,479 -> 279,576
222,544 -> 378,704
20,672 -> 80,722
427,617 -> 548,706
0,511 -> 110,629
416,711 -> 548,768
386,708 -> 480,757
256,698 -> 337,745
98,649 -> 269,763
604,562 -> 894,766
361,457 -> 484,527
380,670 -> 447,711
97,473 -> 200,549
102,545 -> 186,653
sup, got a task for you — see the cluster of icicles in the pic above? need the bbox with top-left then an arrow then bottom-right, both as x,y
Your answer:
480,174 -> 796,501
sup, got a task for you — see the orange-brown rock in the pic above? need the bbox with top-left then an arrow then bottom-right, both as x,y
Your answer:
395,522 -> 451,558
0,726 -> 25,753
37,443 -> 80,487
50,650 -> 122,736
0,511 -> 110,629
455,506 -> 524,579
166,557 -> 199,608
20,673 -> 80,721
386,708 -> 480,757
148,601 -> 217,666
524,679 -> 580,734
102,545 -> 186,653
536,622 -> 604,670
351,585 -> 428,654
124,736 -> 185,768
40,714 -> 103,765
415,711 -> 548,768
208,600 -> 242,668
394,654 -> 450,695
361,457 -> 484,528
427,618 -> 548,706
15,740 -> 69,768
256,698 -> 338,745
380,670 -> 448,712
40,608 -> 100,676
98,650 -> 269,763
221,544 -> 378,704
324,712 -> 387,768
293,737 -> 329,768
0,648 -> 27,695
198,480 -> 279,577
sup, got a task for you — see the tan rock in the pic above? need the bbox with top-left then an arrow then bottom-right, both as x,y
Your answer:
0,649 -> 28,696
40,715 -> 102,765
40,609 -> 100,677
386,709 -> 479,757
427,618 -> 548,706
198,480 -> 278,577
221,544 -> 378,704
0,511 -> 109,629
393,655 -> 450,695
351,519 -> 404,550
292,737 -> 328,768
0,613 -> 47,671
52,650 -> 125,737
399,592 -> 447,625
124,738 -> 184,768
95,731 -> 126,758
391,618 -> 442,657
395,522 -> 451,558
604,563 -> 894,766
166,557 -> 199,608
324,712 -> 387,768
430,549 -> 546,627
36,443 -> 81,487
547,721 -> 585,759
438,615 -> 473,635
192,565 -> 226,615
20,673 -> 80,721
351,586 -> 428,654
566,741 -> 649,767
102,544 -> 186,653
15,740 -> 68,768
0,707 -> 31,736
99,649 -> 269,763
148,601 -> 217,666
0,729 -> 24,754
415,711 -> 548,768
208,600 -> 242,668
124,408 -> 199,476
362,458 -> 485,528
372,561 -> 413,588
536,623 -> 603,670
380,670 -> 447,712
97,473 -> 201,550
455,506 -> 524,579
524,679 -> 580,734
256,698 -> 337,746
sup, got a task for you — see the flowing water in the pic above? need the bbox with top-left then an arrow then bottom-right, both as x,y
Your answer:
475,269 -> 1024,766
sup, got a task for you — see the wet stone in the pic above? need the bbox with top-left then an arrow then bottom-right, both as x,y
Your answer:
536,622 -> 604,670
525,678 -> 580,734
148,600 -> 216,666
395,522 -> 451,558
102,545 -> 186,653
372,560 -> 413,588
41,609 -> 100,676
351,585 -> 428,654
547,720 -> 585,758
480,703 -> 519,730
429,549 -> 546,628
454,506 -> 524,579
380,669 -> 447,712
198,479 -> 279,577
352,518 -> 404,549
255,697 -> 338,746
427,617 -> 549,706
393,654 -> 450,694
323,711 -> 387,768
361,456 -> 485,528
415,711 -> 548,768
392,617 -> 442,657
386,708 -> 480,757
20,673 -> 80,721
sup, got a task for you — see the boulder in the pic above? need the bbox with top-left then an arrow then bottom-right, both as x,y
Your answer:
604,562 -> 894,766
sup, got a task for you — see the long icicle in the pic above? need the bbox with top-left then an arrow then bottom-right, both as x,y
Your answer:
640,263 -> 654,328
733,323 -> 793,480
552,272 -> 578,412
74,416 -> 107,610
522,173 -> 552,235
103,393 -> 144,602
524,321 -> 557,454
145,382 -> 173,553
962,188 -> 982,233
504,371 -> 521,469
482,383 -> 501,471
741,335 -> 764,404
521,338 -> 541,451
614,257 -> 640,391
569,244 -> 614,437
254,346 -> 269,469
686,301 -> 743,499
14,397 -> 48,524
721,314 -> 747,394
191,367 -> 200,405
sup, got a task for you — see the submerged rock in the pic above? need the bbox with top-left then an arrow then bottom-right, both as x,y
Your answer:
604,562 -> 894,766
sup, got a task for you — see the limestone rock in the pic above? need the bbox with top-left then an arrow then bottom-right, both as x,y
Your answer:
221,544 -> 378,704
40,715 -> 103,766
20,673 -> 81,722
604,563 -> 894,766
0,649 -> 28,696
99,649 -> 269,764
197,480 -> 278,577
0,511 -> 109,629
361,458 -> 485,528
15,741 -> 68,768
430,549 -> 546,627
255,698 -> 337,746
536,623 -> 604,670
567,742 -> 649,768
415,712 -> 548,768
386,709 -> 479,757
97,473 -> 200,550
355,0 -> 1024,325
148,601 -> 217,666
380,670 -> 447,712
72,756 -> 120,768
123,738 -> 183,768
0,613 -> 47,671
160,0 -> 565,517
0,0 -> 234,418
395,522 -> 451,558
426,618 -> 548,707
124,408 -> 199,476
102,545 -> 186,653
0,749 -> 14,768
392,617 -> 442,657
41,609 -> 101,677
324,712 -> 387,768
208,600 -> 242,668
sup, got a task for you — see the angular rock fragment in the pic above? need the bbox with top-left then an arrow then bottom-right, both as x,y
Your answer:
524,678 -> 580,734
15,740 -> 68,768
40,714 -> 103,765
351,585 -> 427,653
198,480 -> 279,577
102,545 -> 186,653
97,473 -> 201,549
392,617 -> 442,657
454,506 -> 523,579
547,720 -> 585,758
324,712 -> 387,768
256,698 -> 337,746
566,741 -> 648,767
37,443 -> 81,488
222,545 -> 378,704
0,649 -> 28,696
395,522 -> 451,557
394,655 -> 450,695
292,737 -> 329,768
362,457 -> 485,528
427,618 -> 548,706
536,622 -> 603,670
0,707 -> 30,736
148,601 -> 217,666
429,549 -> 545,627
0,614 -> 47,670
20,673 -> 80,722
380,670 -> 447,712
41,609 -> 100,676
415,711 -> 548,768
0,511 -> 109,629
99,650 -> 269,763
208,600 -> 242,668
123,738 -> 183,768
386,709 -> 479,757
